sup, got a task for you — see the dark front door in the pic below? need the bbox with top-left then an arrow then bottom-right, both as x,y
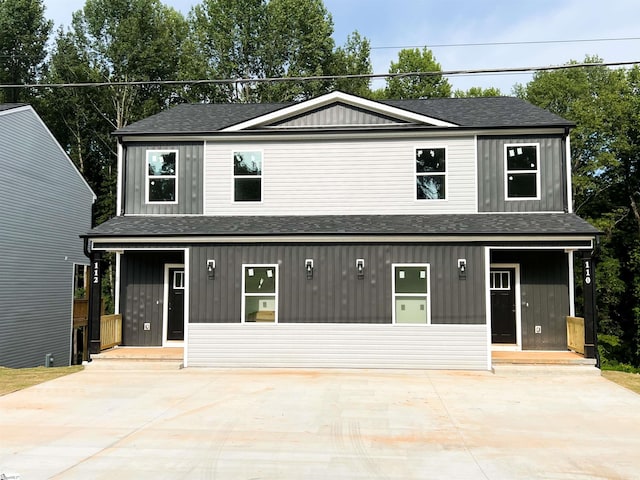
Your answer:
490,268 -> 517,344
167,267 -> 184,341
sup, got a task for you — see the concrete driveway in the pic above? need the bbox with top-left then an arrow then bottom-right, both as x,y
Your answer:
0,364 -> 639,480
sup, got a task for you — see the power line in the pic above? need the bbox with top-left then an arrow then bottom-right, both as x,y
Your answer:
0,60 -> 638,89
371,36 -> 640,50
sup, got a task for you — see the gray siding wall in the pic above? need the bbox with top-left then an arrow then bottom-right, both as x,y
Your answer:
272,103 -> 404,127
205,136 -> 477,215
0,107 -> 95,368
188,323 -> 489,369
189,243 -> 486,325
124,142 -> 203,215
477,135 -> 566,212
492,250 -> 569,350
119,251 -> 184,346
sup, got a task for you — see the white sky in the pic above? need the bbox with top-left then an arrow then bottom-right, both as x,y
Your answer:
43,0 -> 640,95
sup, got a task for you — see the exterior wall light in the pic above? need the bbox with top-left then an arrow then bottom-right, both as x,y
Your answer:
207,259 -> 216,279
356,258 -> 365,279
305,259 -> 314,279
458,258 -> 467,279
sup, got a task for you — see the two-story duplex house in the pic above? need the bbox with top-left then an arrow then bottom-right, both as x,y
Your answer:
84,91 -> 599,370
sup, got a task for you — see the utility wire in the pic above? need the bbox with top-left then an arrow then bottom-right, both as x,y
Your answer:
0,60 -> 638,89
371,36 -> 640,50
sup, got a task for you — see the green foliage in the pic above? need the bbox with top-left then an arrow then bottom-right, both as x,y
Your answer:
453,86 -> 502,98
383,47 -> 451,99
0,0 -> 52,102
520,58 -> 640,368
331,31 -> 372,97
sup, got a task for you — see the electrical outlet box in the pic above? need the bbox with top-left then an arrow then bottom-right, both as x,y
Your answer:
144,322 -> 151,331
535,325 -> 542,334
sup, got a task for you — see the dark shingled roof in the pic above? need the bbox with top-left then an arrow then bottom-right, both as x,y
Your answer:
114,96 -> 573,135
86,213 -> 599,238
0,103 -> 28,112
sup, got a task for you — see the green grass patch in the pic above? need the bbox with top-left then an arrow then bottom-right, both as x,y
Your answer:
0,366 -> 83,396
602,370 -> 640,395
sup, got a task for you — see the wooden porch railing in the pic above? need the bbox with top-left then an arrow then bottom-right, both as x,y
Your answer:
100,314 -> 123,351
566,316 -> 585,355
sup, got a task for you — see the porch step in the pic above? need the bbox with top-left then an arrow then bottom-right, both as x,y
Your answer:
86,346 -> 184,370
85,358 -> 183,370
492,350 -> 599,375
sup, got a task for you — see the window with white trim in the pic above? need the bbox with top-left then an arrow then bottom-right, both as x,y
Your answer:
234,151 -> 262,202
146,150 -> 178,203
416,147 -> 446,200
393,264 -> 430,324
505,144 -> 539,199
490,270 -> 511,290
173,270 -> 185,290
242,265 -> 277,322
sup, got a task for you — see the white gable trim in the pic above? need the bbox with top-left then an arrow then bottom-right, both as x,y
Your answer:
221,91 -> 458,132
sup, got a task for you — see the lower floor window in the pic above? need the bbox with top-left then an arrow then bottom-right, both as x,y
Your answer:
243,265 -> 278,322
393,264 -> 430,324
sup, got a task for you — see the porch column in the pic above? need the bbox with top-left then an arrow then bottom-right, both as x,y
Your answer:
88,251 -> 103,355
581,252 -> 597,359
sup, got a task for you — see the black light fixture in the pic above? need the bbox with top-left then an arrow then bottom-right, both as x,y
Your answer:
207,259 -> 216,279
305,259 -> 314,279
356,258 -> 365,279
458,259 -> 467,279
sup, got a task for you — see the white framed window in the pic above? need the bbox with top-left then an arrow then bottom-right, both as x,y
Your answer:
242,264 -> 278,322
392,264 -> 431,324
173,270 -> 185,290
234,151 -> 262,202
146,150 -> 178,203
490,270 -> 511,291
504,143 -> 540,200
416,147 -> 446,200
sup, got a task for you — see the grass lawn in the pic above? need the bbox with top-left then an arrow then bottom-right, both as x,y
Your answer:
602,370 -> 640,395
0,366 -> 83,396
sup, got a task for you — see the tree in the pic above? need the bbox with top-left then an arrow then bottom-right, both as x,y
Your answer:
518,57 -> 640,368
331,31 -> 372,97
0,0 -> 52,103
382,47 -> 451,99
453,86 -> 502,98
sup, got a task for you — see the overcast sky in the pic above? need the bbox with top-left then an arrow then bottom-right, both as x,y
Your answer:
42,0 -> 640,95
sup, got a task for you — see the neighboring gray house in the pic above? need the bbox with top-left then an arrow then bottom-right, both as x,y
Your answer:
0,104 -> 96,368
84,91 -> 599,370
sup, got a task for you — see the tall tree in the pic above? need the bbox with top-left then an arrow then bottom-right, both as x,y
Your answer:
382,47 -> 451,99
518,58 -> 640,367
331,31 -> 372,97
0,0 -> 52,103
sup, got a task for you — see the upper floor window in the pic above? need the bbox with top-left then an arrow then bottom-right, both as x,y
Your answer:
505,144 -> 539,200
234,151 -> 262,202
416,147 -> 446,200
146,150 -> 177,203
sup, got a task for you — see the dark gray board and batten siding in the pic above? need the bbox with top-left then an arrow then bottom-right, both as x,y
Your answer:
492,250 -> 570,350
123,142 -> 204,215
0,106 -> 95,367
477,135 -> 567,212
118,251 -> 184,346
189,244 -> 486,325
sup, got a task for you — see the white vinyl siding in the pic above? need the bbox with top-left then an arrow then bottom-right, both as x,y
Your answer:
205,136 -> 476,215
187,323 -> 489,370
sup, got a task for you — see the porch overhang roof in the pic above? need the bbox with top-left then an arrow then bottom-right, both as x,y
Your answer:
85,213 -> 600,241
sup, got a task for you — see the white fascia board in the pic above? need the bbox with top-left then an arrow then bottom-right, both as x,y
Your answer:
90,235 -> 595,247
221,91 -> 459,131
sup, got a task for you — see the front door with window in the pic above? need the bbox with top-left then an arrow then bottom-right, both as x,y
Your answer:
490,267 -> 517,344
167,267 -> 184,341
